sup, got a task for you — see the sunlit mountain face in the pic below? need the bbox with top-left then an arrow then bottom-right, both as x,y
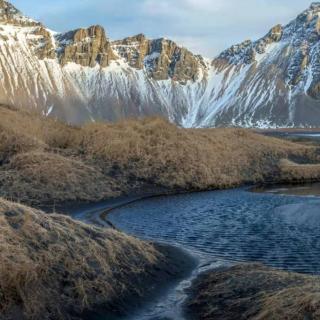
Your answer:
1,0 -> 320,127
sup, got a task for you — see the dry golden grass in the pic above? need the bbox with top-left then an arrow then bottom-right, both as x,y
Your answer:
0,124 -> 44,164
0,198 -> 162,320
1,106 -> 320,319
0,105 -> 320,205
80,118 -> 319,189
186,263 -> 320,320
0,151 -> 119,205
0,105 -> 79,153
279,159 -> 320,182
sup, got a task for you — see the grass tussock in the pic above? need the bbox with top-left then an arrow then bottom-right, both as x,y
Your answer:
186,263 -> 320,320
0,151 -> 119,205
0,198 -> 162,319
0,105 -> 320,205
0,124 -> 44,164
279,159 -> 320,182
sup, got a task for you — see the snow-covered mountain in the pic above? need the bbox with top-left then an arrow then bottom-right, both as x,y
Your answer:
0,0 -> 320,127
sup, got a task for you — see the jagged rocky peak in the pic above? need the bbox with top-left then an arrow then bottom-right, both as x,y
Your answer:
214,2 -> 320,69
0,0 -> 39,26
310,2 -> 320,8
0,1 -> 54,60
281,3 -> 320,94
265,24 -> 283,42
302,2 -> 320,21
29,27 -> 56,60
284,2 -> 320,38
215,23 -> 284,68
56,25 -> 117,67
211,2 -> 320,101
215,39 -> 255,67
112,33 -> 149,69
113,35 -> 204,83
148,38 -> 202,83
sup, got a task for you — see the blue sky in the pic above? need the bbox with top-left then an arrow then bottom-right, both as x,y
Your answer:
10,0 -> 313,57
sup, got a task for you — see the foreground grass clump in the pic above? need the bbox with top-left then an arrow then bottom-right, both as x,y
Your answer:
279,159 -> 320,182
0,198 -> 163,319
0,104 -> 319,206
185,263 -> 320,320
0,151 -> 119,205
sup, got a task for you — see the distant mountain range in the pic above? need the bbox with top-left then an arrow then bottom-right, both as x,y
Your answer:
0,0 -> 320,127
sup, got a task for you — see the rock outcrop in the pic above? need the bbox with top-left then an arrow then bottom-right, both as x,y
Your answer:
56,25 -> 117,67
215,24 -> 284,68
0,0 -> 39,26
112,33 -> 149,69
146,38 -> 201,82
30,26 -> 56,60
1,1 -> 320,127
113,35 -> 203,83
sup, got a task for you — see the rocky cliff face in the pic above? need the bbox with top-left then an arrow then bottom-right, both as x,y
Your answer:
214,24 -> 284,69
56,25 -> 117,67
112,35 -> 204,83
112,34 -> 149,69
31,26 -> 56,60
0,1 -> 319,127
0,0 -> 39,26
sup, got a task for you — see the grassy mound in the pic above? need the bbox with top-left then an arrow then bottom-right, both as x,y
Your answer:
0,198 -> 166,319
185,263 -> 320,320
279,159 -> 320,183
0,151 -> 119,205
0,105 -> 320,206
80,119 -> 319,189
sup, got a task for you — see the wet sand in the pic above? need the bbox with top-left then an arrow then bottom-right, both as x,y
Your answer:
52,194 -> 198,320
81,244 -> 198,320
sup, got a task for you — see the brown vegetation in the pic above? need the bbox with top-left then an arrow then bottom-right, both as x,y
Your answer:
185,263 -> 320,320
0,106 -> 198,320
0,151 -> 119,205
0,105 -> 320,206
0,197 -> 179,319
80,120 -> 319,189
0,105 -> 320,319
279,159 -> 320,182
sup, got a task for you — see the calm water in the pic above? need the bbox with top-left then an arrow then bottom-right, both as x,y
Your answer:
254,182 -> 320,197
105,186 -> 320,319
109,188 -> 320,275
98,132 -> 320,319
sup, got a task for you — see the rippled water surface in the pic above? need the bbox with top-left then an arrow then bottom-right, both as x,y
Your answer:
103,132 -> 320,319
105,186 -> 320,319
109,188 -> 320,274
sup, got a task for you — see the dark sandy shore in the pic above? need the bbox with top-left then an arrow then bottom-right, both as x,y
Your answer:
52,194 -> 198,320
82,243 -> 198,320
50,189 -> 202,227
